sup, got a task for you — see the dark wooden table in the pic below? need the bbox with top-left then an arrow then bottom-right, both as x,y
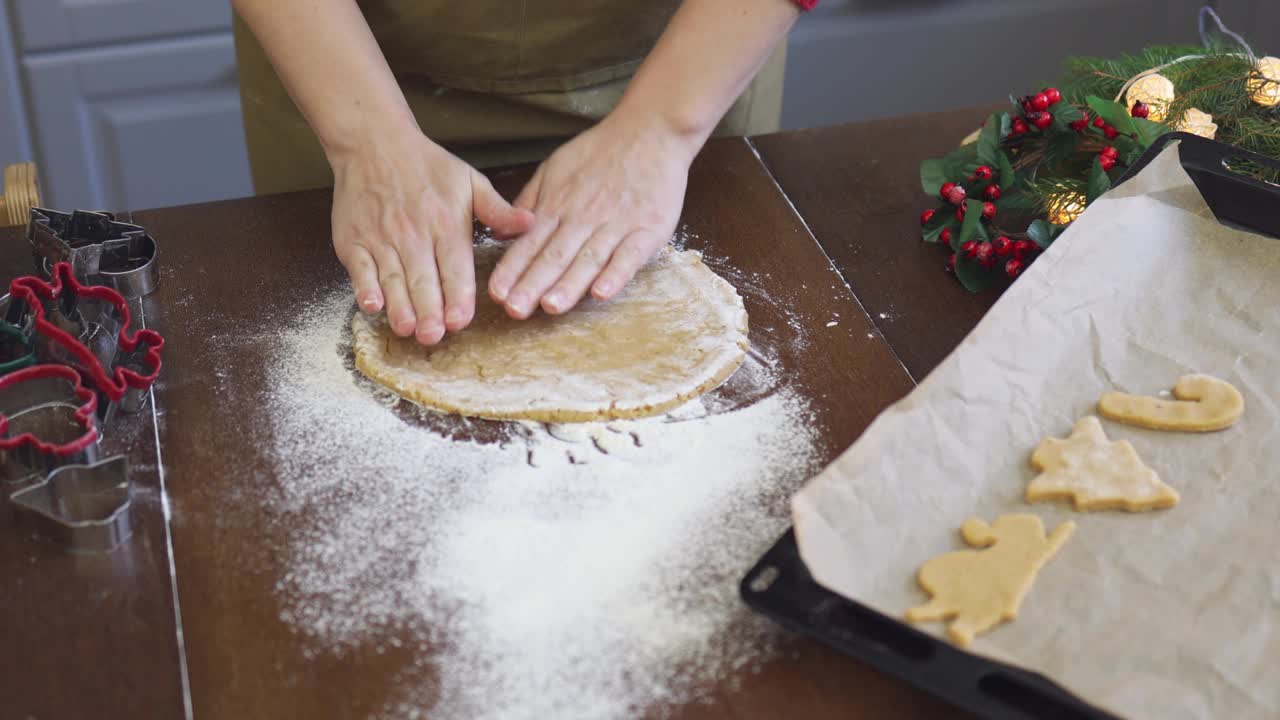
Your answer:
2,108 -> 1000,719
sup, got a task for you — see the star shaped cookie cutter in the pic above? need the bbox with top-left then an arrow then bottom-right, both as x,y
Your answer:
27,207 -> 159,298
9,455 -> 131,553
2,261 -> 165,422
0,364 -> 100,485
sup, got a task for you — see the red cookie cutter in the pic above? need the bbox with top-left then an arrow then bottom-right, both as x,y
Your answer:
0,364 -> 100,484
7,260 -> 164,413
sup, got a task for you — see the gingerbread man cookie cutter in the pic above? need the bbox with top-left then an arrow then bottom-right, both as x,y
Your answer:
9,455 -> 132,553
27,207 -> 158,299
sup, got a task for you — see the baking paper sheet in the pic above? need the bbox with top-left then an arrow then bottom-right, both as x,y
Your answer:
792,143 -> 1280,719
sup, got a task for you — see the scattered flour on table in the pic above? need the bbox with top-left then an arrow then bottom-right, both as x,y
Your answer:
264,289 -> 822,720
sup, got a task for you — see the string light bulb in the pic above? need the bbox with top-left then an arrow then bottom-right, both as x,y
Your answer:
1247,56 -> 1280,108
1174,108 -> 1218,139
1047,191 -> 1087,225
1124,73 -> 1176,122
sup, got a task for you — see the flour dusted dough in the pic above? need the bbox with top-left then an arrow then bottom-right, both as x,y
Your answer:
1098,374 -> 1243,432
905,514 -> 1074,647
351,245 -> 749,422
1028,416 -> 1179,512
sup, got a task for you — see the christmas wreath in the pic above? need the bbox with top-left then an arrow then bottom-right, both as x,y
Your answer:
921,7 -> 1280,292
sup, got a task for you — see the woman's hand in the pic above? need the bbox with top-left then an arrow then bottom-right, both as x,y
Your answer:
331,129 -> 534,343
488,113 -> 697,318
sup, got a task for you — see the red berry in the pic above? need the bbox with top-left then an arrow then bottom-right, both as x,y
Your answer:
1100,145 -> 1119,159
945,184 -> 967,206
975,241 -> 996,268
1021,97 -> 1034,113
1092,116 -> 1106,128
961,240 -> 980,259
1103,125 -> 1119,139
1005,258 -> 1026,278
1030,93 -> 1050,111
1028,111 -> 1053,130
920,209 -> 936,226
1043,87 -> 1062,105
1012,118 -> 1029,134
971,165 -> 994,182
992,235 -> 1013,257
939,181 -> 955,200
1100,156 -> 1116,171
1012,239 -> 1036,260
940,228 -> 953,244
981,202 -> 997,221
946,253 -> 957,273
956,205 -> 966,222
983,185 -> 1001,201
1069,111 -> 1090,131
1130,100 -> 1150,118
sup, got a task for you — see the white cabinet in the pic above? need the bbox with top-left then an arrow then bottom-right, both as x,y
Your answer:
3,0 -> 251,210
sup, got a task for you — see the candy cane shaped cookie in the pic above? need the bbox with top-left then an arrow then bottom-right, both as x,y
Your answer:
1098,374 -> 1243,432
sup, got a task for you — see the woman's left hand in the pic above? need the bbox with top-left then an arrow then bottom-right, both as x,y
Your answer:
487,111 -> 699,318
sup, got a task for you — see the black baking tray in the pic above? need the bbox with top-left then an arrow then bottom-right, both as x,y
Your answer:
740,132 -> 1280,720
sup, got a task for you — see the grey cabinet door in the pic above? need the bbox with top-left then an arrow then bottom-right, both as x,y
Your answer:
11,0 -> 232,52
23,33 -> 252,210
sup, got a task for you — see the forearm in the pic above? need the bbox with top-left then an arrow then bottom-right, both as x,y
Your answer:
232,0 -> 418,163
612,0 -> 800,152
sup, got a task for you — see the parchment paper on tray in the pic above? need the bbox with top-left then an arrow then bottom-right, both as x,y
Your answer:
792,143 -> 1280,720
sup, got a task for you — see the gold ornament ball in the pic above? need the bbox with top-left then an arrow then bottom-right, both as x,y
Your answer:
1047,191 -> 1087,225
1247,56 -> 1280,108
1125,73 -> 1175,122
1174,107 -> 1218,140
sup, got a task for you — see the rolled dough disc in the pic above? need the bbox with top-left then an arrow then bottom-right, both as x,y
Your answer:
351,245 -> 749,422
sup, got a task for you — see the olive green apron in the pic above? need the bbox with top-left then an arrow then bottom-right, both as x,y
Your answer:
233,1 -> 786,195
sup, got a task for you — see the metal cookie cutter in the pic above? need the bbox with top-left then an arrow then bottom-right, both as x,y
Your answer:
10,455 -> 131,553
27,207 -> 158,298
4,261 -> 165,421
0,364 -> 100,485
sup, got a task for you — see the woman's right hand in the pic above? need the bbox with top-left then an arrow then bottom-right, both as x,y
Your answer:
329,129 -> 535,345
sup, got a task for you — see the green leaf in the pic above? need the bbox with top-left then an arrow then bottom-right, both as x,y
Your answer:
920,159 -> 950,197
920,209 -> 954,244
1087,156 -> 1112,204
997,151 -> 1017,191
972,220 -> 991,244
998,112 -> 1012,140
955,257 -> 996,293
977,114 -> 1001,166
1131,117 -> 1168,148
956,199 -> 983,244
1027,219 -> 1054,249
1086,95 -> 1138,137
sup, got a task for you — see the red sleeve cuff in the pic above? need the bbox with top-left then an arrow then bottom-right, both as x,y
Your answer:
792,0 -> 818,9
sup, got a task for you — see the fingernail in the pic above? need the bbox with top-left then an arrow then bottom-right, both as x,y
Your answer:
507,292 -> 528,315
489,276 -> 509,301
594,280 -> 614,298
446,307 -> 465,325
417,321 -> 443,344
543,291 -> 563,312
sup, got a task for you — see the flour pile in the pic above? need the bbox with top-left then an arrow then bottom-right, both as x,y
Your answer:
266,289 -> 821,719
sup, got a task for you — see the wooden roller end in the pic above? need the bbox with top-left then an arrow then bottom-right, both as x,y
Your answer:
1,162 -> 41,227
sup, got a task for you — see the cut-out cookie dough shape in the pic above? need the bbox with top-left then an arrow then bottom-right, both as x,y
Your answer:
1029,416 -> 1179,511
906,514 -> 1074,647
1098,374 -> 1243,432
